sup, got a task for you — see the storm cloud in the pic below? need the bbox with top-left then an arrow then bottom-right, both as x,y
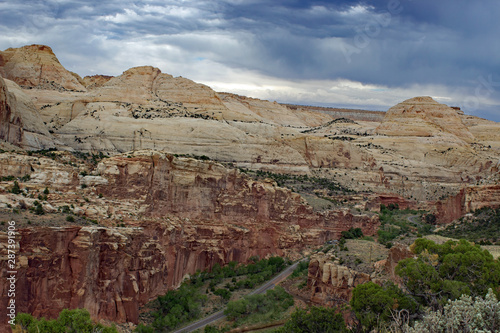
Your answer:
0,0 -> 499,120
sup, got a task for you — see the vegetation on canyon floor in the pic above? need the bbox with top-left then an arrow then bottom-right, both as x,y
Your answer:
437,206 -> 500,244
135,256 -> 289,332
13,309 -> 118,333
377,205 -> 434,248
198,237 -> 500,333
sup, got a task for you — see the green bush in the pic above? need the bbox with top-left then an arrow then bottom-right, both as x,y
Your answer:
224,287 -> 293,324
11,181 -> 21,194
34,203 -> 44,215
214,288 -> 232,300
341,227 -> 363,239
396,238 -> 500,308
351,282 -> 417,332
276,306 -> 348,333
13,309 -> 117,333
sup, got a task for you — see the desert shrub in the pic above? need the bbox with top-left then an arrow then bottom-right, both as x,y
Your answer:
409,289 -> 500,332
276,306 -> 348,333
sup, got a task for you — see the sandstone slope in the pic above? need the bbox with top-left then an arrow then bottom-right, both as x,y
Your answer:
0,75 -> 59,149
0,45 -> 85,91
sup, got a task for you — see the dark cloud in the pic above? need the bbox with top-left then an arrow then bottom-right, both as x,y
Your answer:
0,0 -> 498,120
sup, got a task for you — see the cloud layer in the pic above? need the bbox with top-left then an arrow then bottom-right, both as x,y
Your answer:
0,0 -> 499,120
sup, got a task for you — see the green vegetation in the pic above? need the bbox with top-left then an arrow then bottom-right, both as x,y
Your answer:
341,227 -> 363,239
10,180 -> 21,194
146,284 -> 207,331
173,153 -> 211,161
377,206 -> 433,248
396,238 -> 500,309
13,308 -> 117,333
289,260 -> 309,279
240,169 -> 356,195
409,289 -> 500,332
275,306 -> 348,333
137,257 -> 289,332
224,286 -> 293,326
33,201 -> 44,215
438,207 -> 500,244
350,282 -> 417,332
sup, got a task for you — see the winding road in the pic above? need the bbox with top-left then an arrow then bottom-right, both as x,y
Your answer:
171,259 -> 305,333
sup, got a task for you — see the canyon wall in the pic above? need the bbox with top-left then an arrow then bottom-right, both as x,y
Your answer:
435,184 -> 500,224
0,151 -> 379,328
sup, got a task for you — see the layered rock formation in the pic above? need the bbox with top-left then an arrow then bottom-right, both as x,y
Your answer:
1,44 -> 499,204
375,96 -> 474,142
435,184 -> 500,224
308,253 -> 372,306
0,150 -> 379,327
0,43 -> 500,330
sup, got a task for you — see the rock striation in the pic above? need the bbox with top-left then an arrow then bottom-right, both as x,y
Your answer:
435,184 -> 500,224
1,45 -> 499,203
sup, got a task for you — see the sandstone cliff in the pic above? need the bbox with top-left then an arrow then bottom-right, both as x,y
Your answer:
435,184 -> 500,224
0,76 -> 58,149
0,150 -> 379,327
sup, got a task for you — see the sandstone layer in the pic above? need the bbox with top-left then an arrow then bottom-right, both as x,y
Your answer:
1,45 -> 499,204
0,75 -> 58,150
308,253 -> 372,306
0,150 -> 379,327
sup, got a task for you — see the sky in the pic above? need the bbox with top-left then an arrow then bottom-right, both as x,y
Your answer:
0,0 -> 499,121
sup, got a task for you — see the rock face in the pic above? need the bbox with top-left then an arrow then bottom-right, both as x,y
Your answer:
308,253 -> 372,306
0,76 -> 57,149
1,44 -> 499,203
0,151 -> 379,327
435,184 -> 500,224
0,45 -> 86,91
307,243 -> 413,307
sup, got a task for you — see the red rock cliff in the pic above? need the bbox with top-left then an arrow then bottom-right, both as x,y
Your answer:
0,151 -> 379,330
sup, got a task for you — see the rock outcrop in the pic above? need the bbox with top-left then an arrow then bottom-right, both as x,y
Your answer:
0,45 -> 86,91
2,45 -> 500,203
308,253 -> 372,306
375,96 -> 474,142
307,243 -> 414,307
0,76 -> 58,149
435,184 -> 500,224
